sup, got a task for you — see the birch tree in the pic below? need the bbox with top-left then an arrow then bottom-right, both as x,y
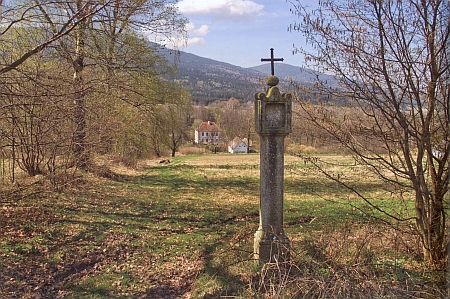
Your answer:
33,0 -> 186,167
0,0 -> 187,171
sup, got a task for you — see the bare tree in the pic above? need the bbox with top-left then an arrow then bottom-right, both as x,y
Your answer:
289,0 -> 449,266
219,97 -> 255,149
0,34 -> 75,177
165,88 -> 192,157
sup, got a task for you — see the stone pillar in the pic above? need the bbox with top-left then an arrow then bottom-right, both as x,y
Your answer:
254,76 -> 292,263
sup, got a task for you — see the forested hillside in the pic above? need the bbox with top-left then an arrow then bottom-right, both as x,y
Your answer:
157,46 -> 306,104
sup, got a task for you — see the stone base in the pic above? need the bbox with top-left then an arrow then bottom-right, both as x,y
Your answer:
254,229 -> 290,263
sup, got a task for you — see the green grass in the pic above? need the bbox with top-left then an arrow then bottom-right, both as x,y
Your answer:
0,154 -> 444,298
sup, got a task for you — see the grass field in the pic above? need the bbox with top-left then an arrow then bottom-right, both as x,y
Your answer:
0,153 -> 445,298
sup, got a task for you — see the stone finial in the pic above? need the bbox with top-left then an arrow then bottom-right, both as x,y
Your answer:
266,76 -> 279,87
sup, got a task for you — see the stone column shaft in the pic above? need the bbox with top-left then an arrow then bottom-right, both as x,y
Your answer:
253,76 -> 292,263
259,134 -> 285,236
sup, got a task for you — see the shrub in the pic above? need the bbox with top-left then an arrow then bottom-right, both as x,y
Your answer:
286,143 -> 318,155
179,146 -> 207,155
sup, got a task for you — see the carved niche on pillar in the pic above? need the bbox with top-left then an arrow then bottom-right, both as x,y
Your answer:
255,76 -> 292,136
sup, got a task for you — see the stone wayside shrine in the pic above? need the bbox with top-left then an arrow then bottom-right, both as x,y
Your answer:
254,49 -> 292,263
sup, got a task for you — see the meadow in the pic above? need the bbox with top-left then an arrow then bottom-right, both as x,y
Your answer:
0,153 -> 445,298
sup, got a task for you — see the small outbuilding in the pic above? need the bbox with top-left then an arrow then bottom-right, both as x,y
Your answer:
228,137 -> 251,154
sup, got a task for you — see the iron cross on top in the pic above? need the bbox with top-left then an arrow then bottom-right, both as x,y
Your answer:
261,48 -> 284,76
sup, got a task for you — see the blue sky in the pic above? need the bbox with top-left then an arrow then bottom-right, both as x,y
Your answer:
174,0 -> 315,68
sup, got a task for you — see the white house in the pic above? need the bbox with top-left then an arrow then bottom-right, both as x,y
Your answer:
432,149 -> 444,159
228,137 -> 251,154
194,121 -> 221,144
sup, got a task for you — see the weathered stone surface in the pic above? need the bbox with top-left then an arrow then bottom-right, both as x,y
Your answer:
254,76 -> 292,263
264,103 -> 285,128
254,78 -> 292,136
266,76 -> 279,86
254,230 -> 290,263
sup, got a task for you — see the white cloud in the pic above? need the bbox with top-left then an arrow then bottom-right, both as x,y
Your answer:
187,37 -> 206,47
181,23 -> 209,48
186,22 -> 209,36
161,36 -> 205,49
178,0 -> 264,20
146,22 -> 209,50
185,22 -> 196,32
193,24 -> 209,36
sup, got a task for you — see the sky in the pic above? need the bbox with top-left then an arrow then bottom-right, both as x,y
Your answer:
173,0 -> 315,68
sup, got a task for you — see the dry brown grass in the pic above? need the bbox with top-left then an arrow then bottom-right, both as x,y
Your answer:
205,220 -> 444,299
179,146 -> 207,155
184,153 -> 303,166
0,153 -> 446,299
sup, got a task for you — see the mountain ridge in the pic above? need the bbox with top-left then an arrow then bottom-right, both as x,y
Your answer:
248,63 -> 338,85
155,45 -> 333,104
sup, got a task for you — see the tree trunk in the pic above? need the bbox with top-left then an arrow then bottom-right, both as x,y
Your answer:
415,174 -> 447,268
72,2 -> 89,169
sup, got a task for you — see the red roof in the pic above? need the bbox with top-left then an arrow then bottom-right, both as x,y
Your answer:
195,121 -> 220,132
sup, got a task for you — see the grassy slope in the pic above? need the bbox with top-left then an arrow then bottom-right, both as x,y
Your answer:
0,154 -> 444,298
